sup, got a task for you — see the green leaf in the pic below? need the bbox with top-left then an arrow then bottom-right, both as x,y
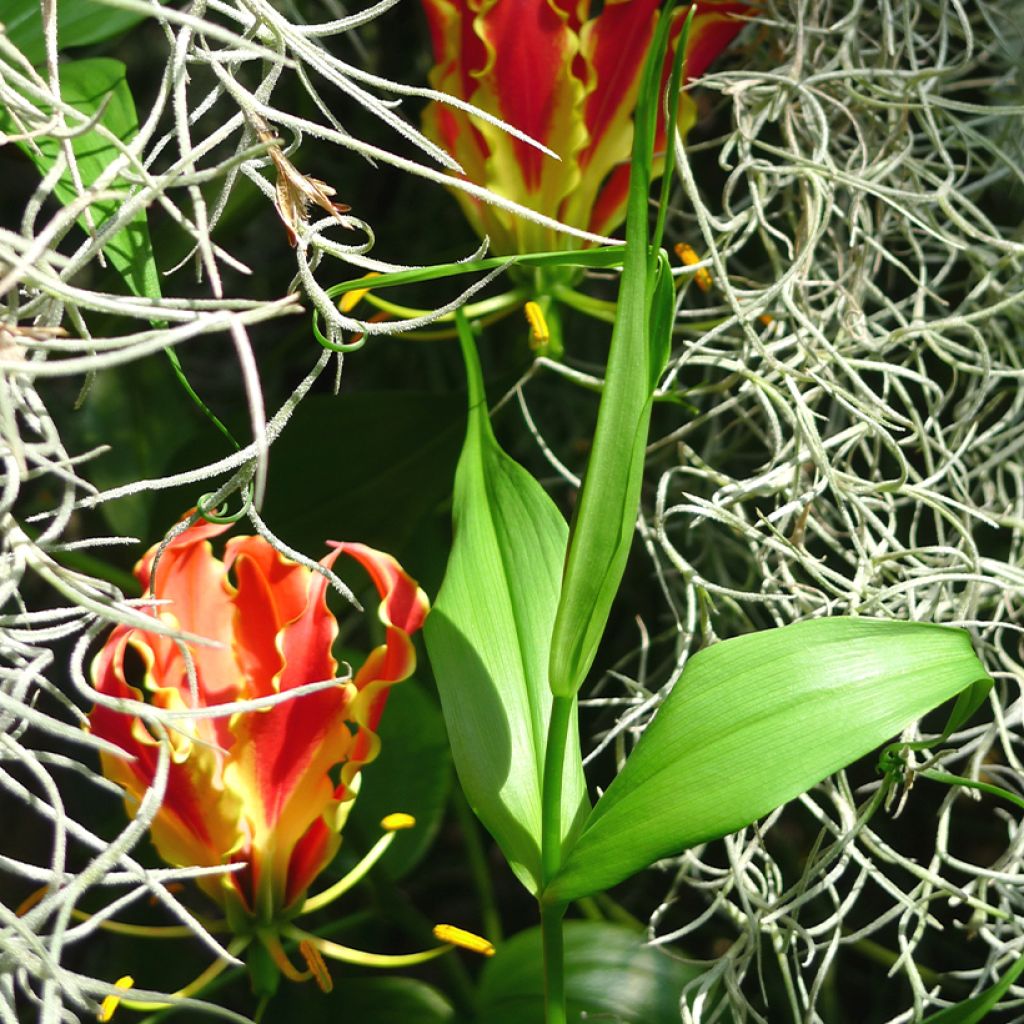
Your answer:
74,355 -> 199,538
290,976 -> 457,1024
546,8 -> 679,698
920,955 -> 1024,1023
346,679 -> 452,879
4,58 -> 160,299
942,674 -> 993,735
260,390 -> 465,571
3,0 -> 146,65
548,618 -> 991,902
423,315 -> 588,893
475,921 -> 705,1024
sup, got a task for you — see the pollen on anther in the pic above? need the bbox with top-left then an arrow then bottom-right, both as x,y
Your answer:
674,242 -> 713,293
16,885 -> 47,916
433,923 -> 495,957
98,975 -> 134,1022
523,301 -> 549,345
381,812 -> 416,831
299,940 -> 334,993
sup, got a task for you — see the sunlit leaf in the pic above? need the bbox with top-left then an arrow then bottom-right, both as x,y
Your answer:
424,315 -> 588,894
3,58 -> 160,299
4,0 -> 146,65
548,618 -> 991,901
546,8 -> 685,698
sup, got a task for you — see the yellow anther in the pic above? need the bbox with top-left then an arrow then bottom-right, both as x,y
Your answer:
299,940 -> 334,993
433,923 -> 495,957
523,300 -> 549,346
98,976 -> 134,1022
339,272 -> 381,313
674,242 -> 713,293
758,313 -> 774,327
381,812 -> 416,831
16,885 -> 47,916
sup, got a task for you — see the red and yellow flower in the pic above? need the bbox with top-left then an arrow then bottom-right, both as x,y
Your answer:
422,0 -> 750,253
89,517 -> 428,924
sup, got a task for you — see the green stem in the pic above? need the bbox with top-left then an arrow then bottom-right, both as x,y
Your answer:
540,695 -> 574,884
540,694 -> 574,1024
540,900 -> 568,1024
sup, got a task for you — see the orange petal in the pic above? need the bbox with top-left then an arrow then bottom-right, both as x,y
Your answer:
134,517 -> 243,713
89,630 -> 244,903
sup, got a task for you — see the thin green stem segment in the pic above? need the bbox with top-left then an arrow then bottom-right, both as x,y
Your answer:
540,900 -> 568,1024
541,694 -> 574,885
540,694 -> 574,1024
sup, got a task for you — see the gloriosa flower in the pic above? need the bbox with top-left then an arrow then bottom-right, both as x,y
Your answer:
422,0 -> 750,253
89,517 -> 428,926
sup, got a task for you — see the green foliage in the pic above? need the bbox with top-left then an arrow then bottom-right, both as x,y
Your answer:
261,391 -> 465,571
475,921 -> 704,1024
74,356 -> 199,539
3,0 -> 146,64
919,954 -> 1024,1022
546,7 -> 685,699
311,977 -> 457,1024
548,618 -> 992,902
3,57 -> 160,299
423,315 -> 588,894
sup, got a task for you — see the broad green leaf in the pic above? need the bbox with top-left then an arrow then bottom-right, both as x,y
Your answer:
475,921 -> 705,1024
346,679 -> 452,879
4,0 -> 146,65
424,315 -> 588,893
5,59 -> 160,299
548,618 -> 991,902
546,9 -> 682,697
920,955 -> 1024,1023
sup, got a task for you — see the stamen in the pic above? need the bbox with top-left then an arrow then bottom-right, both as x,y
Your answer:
674,242 -> 713,293
260,932 -> 311,983
759,313 -> 774,326
16,885 -> 47,916
339,273 -> 381,313
149,881 -> 184,905
71,906 -> 212,938
285,927 -> 452,968
433,923 -> 496,957
299,940 -> 334,993
115,939 -> 246,1013
98,976 -> 134,1022
301,813 -> 415,914
524,301 -> 550,347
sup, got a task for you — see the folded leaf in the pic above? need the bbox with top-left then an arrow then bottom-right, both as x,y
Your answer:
548,618 -> 991,902
424,315 -> 588,893
546,8 -> 683,698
